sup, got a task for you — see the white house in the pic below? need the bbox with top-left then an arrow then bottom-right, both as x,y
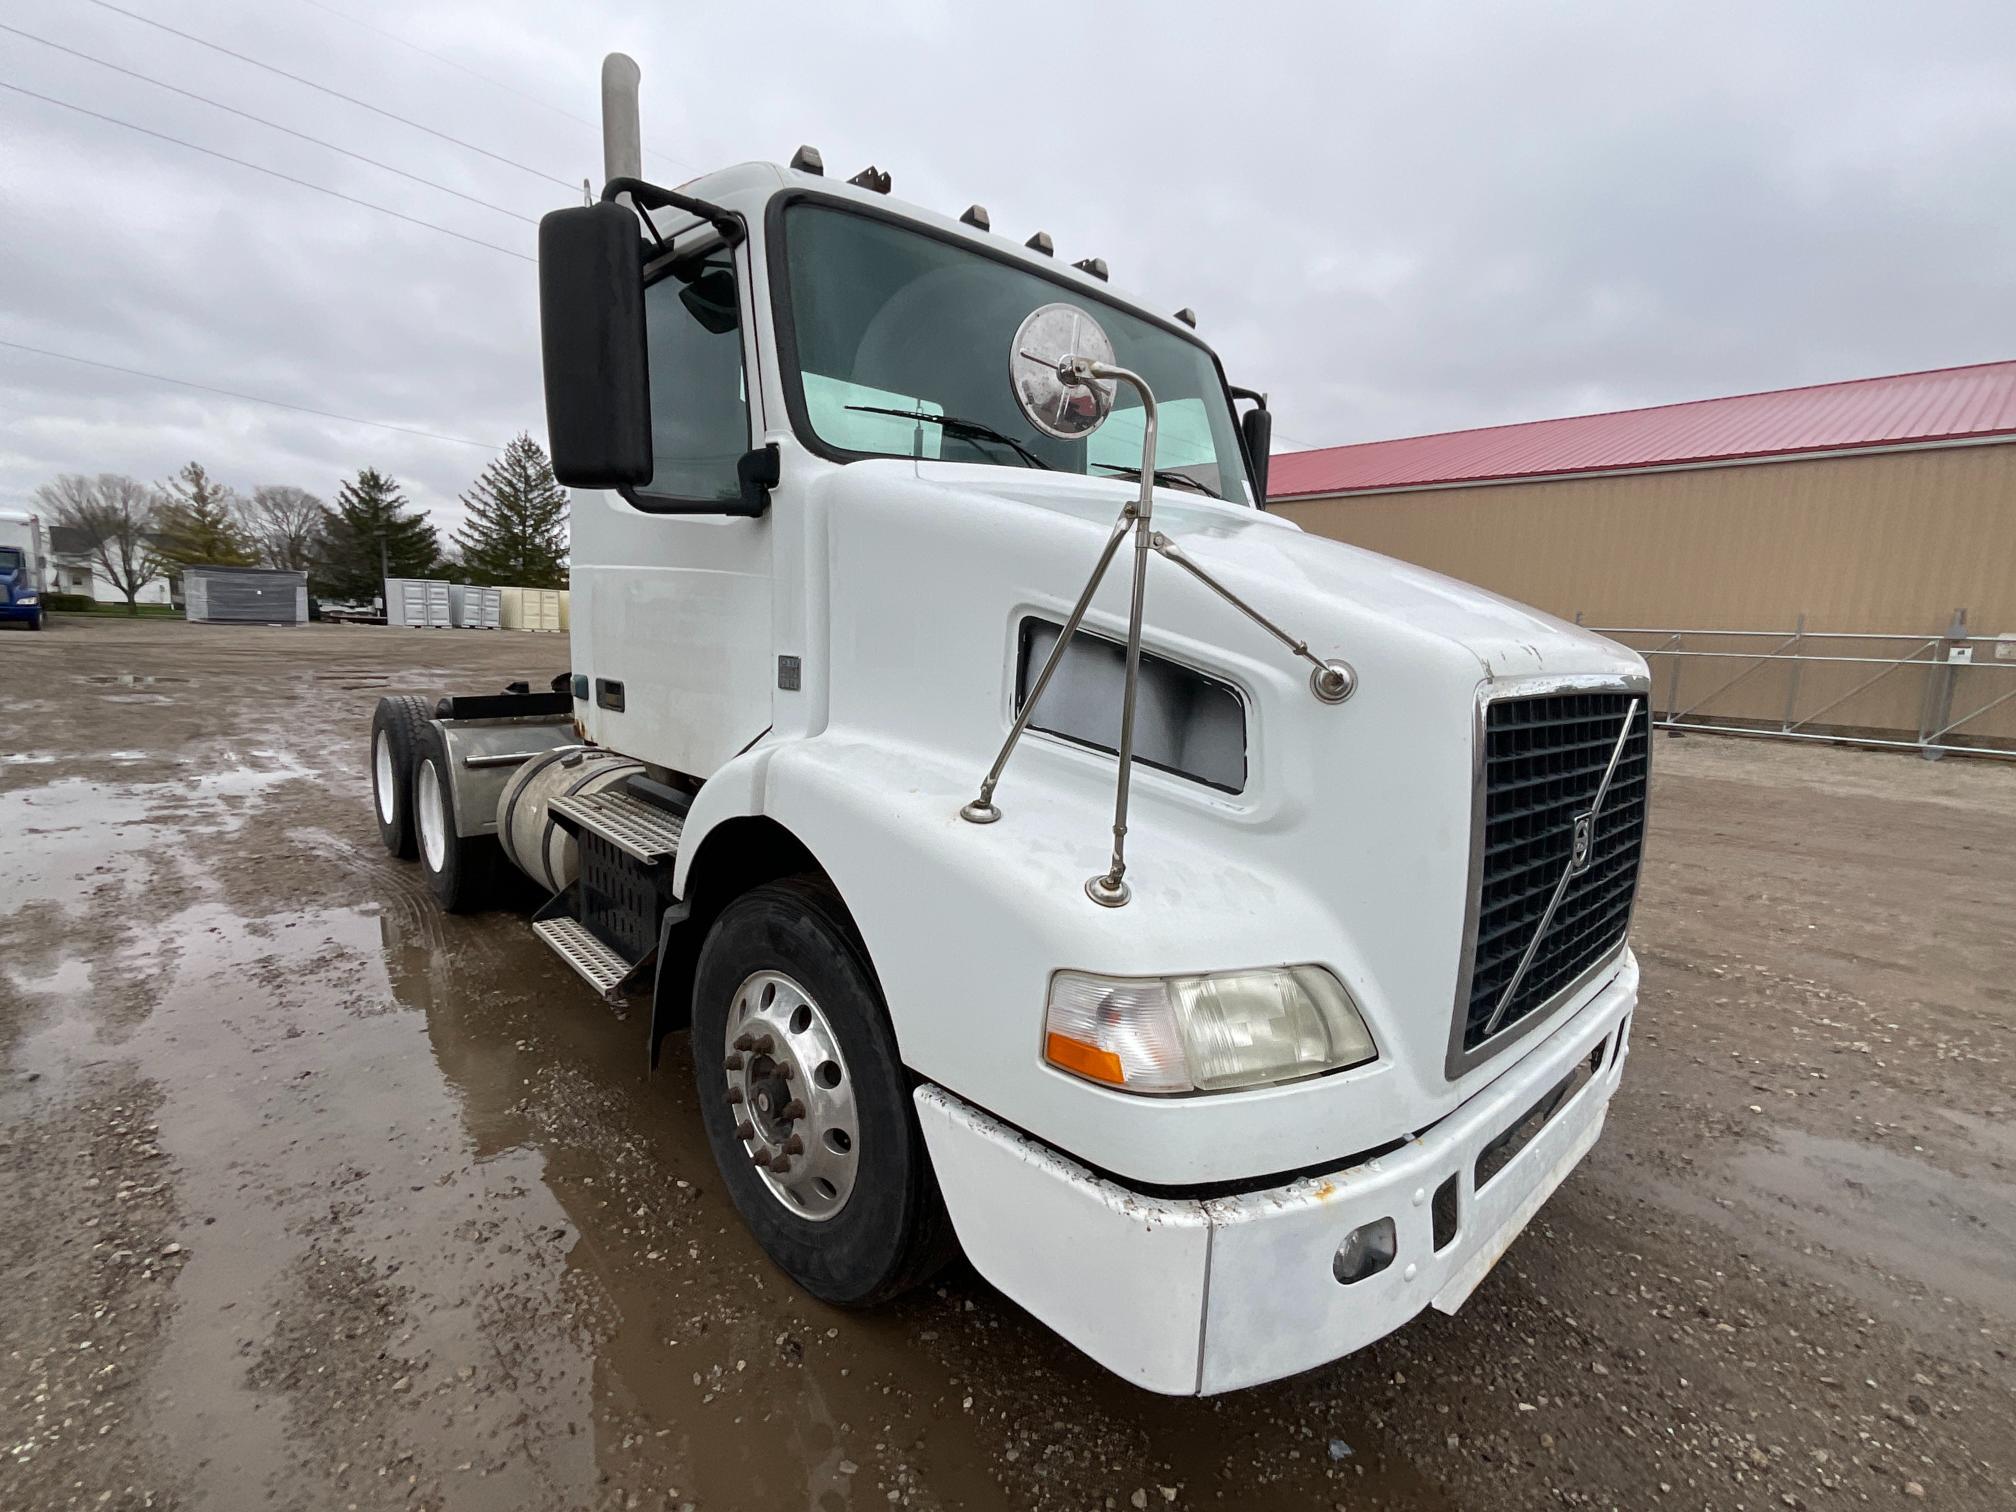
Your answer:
47,526 -> 174,606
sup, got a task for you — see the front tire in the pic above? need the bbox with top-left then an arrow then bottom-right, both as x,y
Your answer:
412,722 -> 499,913
691,880 -> 952,1306
370,695 -> 433,859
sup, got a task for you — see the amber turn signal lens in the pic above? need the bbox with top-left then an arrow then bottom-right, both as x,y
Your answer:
1044,1031 -> 1126,1086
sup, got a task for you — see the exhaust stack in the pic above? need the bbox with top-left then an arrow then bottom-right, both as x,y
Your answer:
601,53 -> 642,191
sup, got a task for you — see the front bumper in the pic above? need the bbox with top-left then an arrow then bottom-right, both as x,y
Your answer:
915,952 -> 1635,1394
0,601 -> 39,622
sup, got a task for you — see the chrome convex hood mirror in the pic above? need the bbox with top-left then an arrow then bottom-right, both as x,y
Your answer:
1009,303 -> 1117,440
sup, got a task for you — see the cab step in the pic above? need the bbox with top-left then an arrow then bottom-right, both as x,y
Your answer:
548,788 -> 687,862
532,915 -> 638,999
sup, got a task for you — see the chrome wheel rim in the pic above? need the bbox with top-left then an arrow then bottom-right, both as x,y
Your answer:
723,970 -> 858,1221
373,731 -> 396,824
416,759 -> 448,872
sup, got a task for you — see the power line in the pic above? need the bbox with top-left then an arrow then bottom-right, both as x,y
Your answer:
291,0 -> 700,179
0,21 -> 537,225
0,339 -> 502,451
0,80 -> 535,263
82,0 -> 580,193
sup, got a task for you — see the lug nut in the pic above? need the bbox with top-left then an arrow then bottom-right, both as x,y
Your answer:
777,1063 -> 795,1080
751,1150 -> 770,1167
768,1154 -> 793,1174
783,1134 -> 804,1155
752,1033 -> 776,1055
733,1033 -> 755,1052
725,1087 -> 745,1105
781,1099 -> 806,1121
724,1052 -> 745,1070
734,1120 -> 755,1141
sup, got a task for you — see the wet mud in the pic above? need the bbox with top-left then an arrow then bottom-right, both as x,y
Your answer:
3,617 -> 2012,1511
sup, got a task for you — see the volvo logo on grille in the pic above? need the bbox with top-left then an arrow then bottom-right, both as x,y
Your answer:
1568,810 -> 1595,875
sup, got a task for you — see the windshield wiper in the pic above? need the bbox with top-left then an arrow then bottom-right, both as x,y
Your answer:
1091,463 -> 1223,500
844,406 -> 1053,471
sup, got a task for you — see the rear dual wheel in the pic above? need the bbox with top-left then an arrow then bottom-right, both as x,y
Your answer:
692,880 -> 952,1305
370,694 -> 433,859
411,722 -> 500,913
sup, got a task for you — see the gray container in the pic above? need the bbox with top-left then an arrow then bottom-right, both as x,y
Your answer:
449,582 -> 502,629
184,566 -> 308,625
384,577 -> 452,629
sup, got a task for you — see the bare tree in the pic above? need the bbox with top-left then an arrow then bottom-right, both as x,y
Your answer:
244,485 -> 325,572
34,473 -> 165,614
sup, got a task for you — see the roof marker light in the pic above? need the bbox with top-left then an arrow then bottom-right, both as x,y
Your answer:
960,204 -> 991,231
789,145 -> 824,176
848,165 -> 892,193
1025,230 -> 1054,256
1073,257 -> 1109,282
1175,308 -> 1197,328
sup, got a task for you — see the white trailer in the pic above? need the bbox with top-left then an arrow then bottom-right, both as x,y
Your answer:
365,55 -> 1649,1395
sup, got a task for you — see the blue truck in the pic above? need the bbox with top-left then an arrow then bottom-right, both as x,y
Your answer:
0,508 -> 46,631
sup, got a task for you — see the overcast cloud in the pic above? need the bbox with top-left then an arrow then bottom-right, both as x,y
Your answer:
3,0 -> 2012,536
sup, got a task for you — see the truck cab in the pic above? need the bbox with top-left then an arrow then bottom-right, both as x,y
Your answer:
375,55 -> 1649,1395
0,509 -> 46,631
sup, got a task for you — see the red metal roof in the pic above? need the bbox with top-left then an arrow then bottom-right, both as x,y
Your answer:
1270,359 -> 2016,499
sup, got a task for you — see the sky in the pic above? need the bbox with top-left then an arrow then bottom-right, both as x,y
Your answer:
3,0 -> 2013,538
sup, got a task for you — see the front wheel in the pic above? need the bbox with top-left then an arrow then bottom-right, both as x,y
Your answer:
691,879 -> 952,1306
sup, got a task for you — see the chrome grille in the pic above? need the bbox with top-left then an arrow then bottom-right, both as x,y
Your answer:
1459,690 -> 1649,1056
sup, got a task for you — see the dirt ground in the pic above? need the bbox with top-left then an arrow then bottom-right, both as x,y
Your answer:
2,616 -> 2011,1512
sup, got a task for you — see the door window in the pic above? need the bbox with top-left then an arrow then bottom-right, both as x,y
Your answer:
636,246 -> 750,505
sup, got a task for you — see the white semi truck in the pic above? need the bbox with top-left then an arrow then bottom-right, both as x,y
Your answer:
366,56 -> 1650,1394
0,507 -> 46,631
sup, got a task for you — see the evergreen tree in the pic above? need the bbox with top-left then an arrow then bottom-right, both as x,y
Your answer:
450,434 -> 570,587
314,468 -> 440,599
156,460 -> 255,569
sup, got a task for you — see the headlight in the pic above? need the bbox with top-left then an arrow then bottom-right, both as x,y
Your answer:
1045,965 -> 1375,1095
16,594 -> 37,605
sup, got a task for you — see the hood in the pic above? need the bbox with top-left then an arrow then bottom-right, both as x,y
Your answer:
906,461 -> 1642,686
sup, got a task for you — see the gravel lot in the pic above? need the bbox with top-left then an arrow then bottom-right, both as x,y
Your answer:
3,616 -> 2011,1512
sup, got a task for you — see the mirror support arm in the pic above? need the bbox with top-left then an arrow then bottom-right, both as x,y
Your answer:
958,357 -> 1160,910
1081,362 -> 1156,908
601,176 -> 745,246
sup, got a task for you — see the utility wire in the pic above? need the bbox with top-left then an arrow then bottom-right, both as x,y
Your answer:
0,339 -> 502,451
0,80 -> 535,263
82,0 -> 580,192
291,0 -> 701,179
0,22 -> 537,225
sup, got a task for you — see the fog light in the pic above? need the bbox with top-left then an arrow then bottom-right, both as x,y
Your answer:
1332,1218 -> 1397,1284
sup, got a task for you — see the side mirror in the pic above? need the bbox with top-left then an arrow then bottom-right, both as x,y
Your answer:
1239,404 -> 1273,506
538,202 -> 652,487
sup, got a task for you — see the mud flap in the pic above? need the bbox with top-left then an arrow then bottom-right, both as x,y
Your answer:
647,900 -> 695,1069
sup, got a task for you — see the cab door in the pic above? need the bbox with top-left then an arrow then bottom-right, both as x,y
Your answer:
576,230 -> 773,776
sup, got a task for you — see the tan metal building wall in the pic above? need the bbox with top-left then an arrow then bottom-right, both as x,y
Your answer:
1277,440 -> 2016,744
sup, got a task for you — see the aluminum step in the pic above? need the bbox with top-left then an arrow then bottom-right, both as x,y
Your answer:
532,916 -> 636,997
548,789 -> 687,862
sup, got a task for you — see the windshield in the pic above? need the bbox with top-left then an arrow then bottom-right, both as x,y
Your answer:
0,546 -> 22,574
777,202 -> 1253,503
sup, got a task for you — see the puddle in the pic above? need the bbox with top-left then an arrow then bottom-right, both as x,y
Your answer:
1730,1128 -> 2016,1319
0,754 -> 318,914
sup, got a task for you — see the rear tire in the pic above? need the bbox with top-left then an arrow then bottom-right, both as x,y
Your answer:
691,879 -> 953,1306
370,695 -> 433,859
412,722 -> 500,913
